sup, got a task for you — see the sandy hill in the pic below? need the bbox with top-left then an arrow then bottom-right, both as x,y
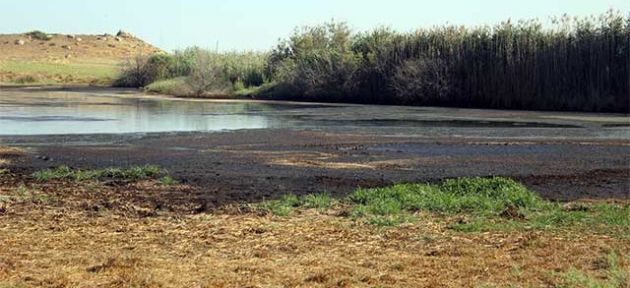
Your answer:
0,30 -> 162,85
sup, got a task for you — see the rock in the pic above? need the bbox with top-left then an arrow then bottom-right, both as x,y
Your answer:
115,36 -> 122,42
61,45 -> 72,50
97,37 -> 107,41
36,155 -> 51,161
14,39 -> 25,45
76,37 -> 82,42
562,202 -> 591,212
116,30 -> 133,38
67,34 -> 75,39
65,54 -> 72,59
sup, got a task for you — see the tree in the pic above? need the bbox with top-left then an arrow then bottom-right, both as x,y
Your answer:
391,58 -> 451,105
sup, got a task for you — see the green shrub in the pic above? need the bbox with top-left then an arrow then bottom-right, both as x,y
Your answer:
26,31 -> 52,41
144,77 -> 191,96
14,75 -> 38,84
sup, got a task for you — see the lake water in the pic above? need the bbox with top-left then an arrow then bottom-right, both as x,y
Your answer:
1,88 -> 628,139
0,90 -> 304,135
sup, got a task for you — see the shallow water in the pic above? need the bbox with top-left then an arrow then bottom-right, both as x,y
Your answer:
0,91 -> 294,135
0,88 -> 628,139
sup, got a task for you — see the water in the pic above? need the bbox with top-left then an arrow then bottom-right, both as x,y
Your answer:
0,91 -> 298,135
1,88 -> 628,139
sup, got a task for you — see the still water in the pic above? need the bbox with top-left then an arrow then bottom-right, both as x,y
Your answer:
1,88 -> 628,139
0,90 -> 303,135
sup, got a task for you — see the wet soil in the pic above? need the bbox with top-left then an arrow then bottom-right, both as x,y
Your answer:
2,129 -> 629,207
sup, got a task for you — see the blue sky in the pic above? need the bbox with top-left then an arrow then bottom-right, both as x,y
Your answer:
1,0 -> 628,51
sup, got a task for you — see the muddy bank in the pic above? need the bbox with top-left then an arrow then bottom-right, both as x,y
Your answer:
1,87 -> 628,204
3,130 -> 629,206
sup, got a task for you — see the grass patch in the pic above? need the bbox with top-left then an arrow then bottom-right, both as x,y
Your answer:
157,176 -> 178,186
259,177 -> 630,232
144,77 -> 191,96
557,252 -> 629,288
349,177 -> 545,217
0,60 -> 119,84
33,165 -> 164,182
0,185 -> 58,205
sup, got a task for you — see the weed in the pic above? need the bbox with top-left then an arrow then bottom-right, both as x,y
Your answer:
256,177 -> 628,234
158,176 -> 177,186
1,185 -> 58,205
301,193 -> 334,211
558,252 -> 629,288
33,165 -> 164,182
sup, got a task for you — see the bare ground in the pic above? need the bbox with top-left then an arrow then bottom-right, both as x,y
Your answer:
3,130 -> 629,206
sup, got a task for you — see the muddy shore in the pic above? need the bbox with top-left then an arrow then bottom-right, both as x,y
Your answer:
1,87 -> 629,205
2,129 -> 628,206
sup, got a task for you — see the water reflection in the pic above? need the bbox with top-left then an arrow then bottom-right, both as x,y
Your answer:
0,92 -> 288,135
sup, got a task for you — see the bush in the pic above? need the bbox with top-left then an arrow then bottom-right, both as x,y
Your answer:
144,77 -> 191,96
14,75 -> 39,84
115,54 -> 156,87
26,31 -> 52,41
391,58 -> 451,105
186,51 -> 231,96
267,21 -> 358,101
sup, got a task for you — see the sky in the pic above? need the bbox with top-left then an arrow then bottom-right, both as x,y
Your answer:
1,0 -> 628,52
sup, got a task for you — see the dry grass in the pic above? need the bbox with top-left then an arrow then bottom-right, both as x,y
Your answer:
0,147 -> 25,168
1,206 -> 628,287
0,32 -> 162,85
0,147 -> 25,157
0,149 -> 628,287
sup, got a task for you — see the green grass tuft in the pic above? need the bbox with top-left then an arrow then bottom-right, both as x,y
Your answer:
261,195 -> 301,216
144,77 -> 191,96
33,165 -> 164,182
158,176 -> 178,186
349,177 -> 545,217
256,177 -> 629,235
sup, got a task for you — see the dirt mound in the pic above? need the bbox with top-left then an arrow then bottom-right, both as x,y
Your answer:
0,31 -> 163,84
0,31 -> 162,62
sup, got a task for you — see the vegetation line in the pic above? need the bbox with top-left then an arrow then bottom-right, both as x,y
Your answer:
117,10 -> 629,112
